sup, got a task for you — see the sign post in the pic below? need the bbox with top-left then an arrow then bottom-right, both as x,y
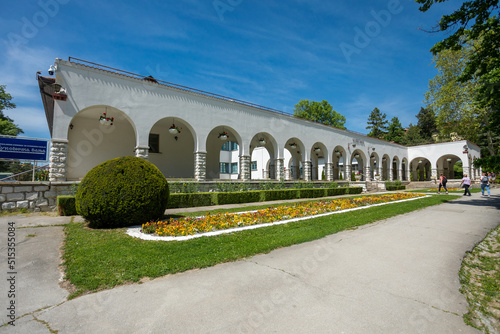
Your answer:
0,137 -> 49,181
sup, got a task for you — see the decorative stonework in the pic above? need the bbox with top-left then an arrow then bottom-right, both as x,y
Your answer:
49,140 -> 68,181
275,159 -> 284,180
194,152 -> 207,181
303,161 -> 312,181
325,163 -> 334,181
389,168 -> 394,181
431,168 -> 438,181
239,155 -> 251,181
345,165 -> 352,181
135,146 -> 149,160
364,166 -> 371,181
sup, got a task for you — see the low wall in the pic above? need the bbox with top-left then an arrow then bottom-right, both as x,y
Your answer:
0,182 -> 75,212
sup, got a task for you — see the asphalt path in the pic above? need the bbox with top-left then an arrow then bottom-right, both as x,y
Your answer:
1,190 -> 499,334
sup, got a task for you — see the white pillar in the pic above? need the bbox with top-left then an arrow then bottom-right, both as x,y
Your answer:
49,139 -> 68,182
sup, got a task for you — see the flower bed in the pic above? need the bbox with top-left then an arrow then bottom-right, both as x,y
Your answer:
142,193 -> 425,237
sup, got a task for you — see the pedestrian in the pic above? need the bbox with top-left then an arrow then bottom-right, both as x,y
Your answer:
480,172 -> 491,197
438,173 -> 448,194
460,174 -> 471,196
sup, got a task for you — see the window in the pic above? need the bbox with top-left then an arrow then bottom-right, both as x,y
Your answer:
231,162 -> 238,174
251,161 -> 257,171
221,141 -> 239,151
149,134 -> 160,153
219,163 -> 229,174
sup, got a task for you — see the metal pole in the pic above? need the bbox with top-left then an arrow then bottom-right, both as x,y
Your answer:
32,160 -> 36,182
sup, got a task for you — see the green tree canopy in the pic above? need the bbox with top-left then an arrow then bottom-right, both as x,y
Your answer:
400,124 -> 426,146
417,0 -> 500,157
366,107 -> 388,139
0,85 -> 22,136
384,117 -> 405,144
293,99 -> 346,129
424,44 -> 485,143
416,107 -> 437,141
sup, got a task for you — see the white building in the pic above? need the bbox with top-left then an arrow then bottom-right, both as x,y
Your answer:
38,58 -> 482,183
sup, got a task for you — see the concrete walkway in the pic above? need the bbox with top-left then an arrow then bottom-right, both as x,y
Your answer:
1,190 -> 499,333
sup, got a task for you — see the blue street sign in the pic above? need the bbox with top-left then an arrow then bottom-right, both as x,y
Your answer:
0,137 -> 49,161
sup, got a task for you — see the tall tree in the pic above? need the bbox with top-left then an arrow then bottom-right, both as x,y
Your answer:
416,0 -> 500,160
384,117 -> 405,144
416,107 -> 437,141
424,44 -> 485,143
293,99 -> 346,129
400,124 -> 425,146
366,107 -> 388,139
0,85 -> 22,136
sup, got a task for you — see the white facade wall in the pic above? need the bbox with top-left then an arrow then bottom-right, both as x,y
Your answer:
47,59 -> 481,182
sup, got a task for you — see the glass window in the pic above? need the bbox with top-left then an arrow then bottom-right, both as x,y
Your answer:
221,141 -> 239,151
219,163 -> 229,174
149,134 -> 160,153
251,161 -> 257,171
221,142 -> 230,151
231,162 -> 238,174
230,141 -> 239,151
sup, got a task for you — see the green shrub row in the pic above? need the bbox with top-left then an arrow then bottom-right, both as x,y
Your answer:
58,187 -> 363,215
385,185 -> 406,191
167,187 -> 362,209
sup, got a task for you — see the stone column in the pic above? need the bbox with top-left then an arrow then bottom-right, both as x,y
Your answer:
239,155 -> 251,181
364,166 -> 371,181
431,168 -> 438,181
397,168 -> 402,181
325,163 -> 334,181
49,139 -> 68,182
275,158 -> 284,181
389,167 -> 394,181
194,152 -> 207,181
345,165 -> 352,182
135,146 -> 149,160
303,161 -> 312,181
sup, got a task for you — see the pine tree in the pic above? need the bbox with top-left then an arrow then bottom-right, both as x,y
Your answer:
366,107 -> 388,138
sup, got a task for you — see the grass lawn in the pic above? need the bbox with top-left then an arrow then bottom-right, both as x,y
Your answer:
460,224 -> 500,333
62,194 -> 459,298
405,188 -> 482,194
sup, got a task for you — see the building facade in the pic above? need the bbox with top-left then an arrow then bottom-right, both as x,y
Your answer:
39,58 -> 482,183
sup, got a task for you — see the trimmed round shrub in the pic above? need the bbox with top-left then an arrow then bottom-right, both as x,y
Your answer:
75,156 -> 169,228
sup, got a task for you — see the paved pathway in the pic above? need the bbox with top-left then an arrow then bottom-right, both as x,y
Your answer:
1,190 -> 499,333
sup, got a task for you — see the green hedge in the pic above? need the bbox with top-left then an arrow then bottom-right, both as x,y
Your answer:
165,187 -> 361,209
386,185 -> 406,191
260,189 -> 299,201
167,193 -> 213,209
346,187 -> 363,194
213,191 -> 262,205
57,195 -> 77,216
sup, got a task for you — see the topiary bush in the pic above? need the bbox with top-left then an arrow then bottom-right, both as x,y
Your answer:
75,156 -> 169,228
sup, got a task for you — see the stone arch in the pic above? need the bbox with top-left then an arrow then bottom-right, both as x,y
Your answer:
369,151 -> 380,180
351,149 -> 367,181
148,117 -> 195,178
332,145 -> 346,180
66,105 -> 136,180
249,132 -> 277,180
401,158 -> 409,181
381,154 -> 391,181
410,157 -> 432,181
206,126 -> 242,180
436,154 -> 463,179
285,138 -> 305,180
392,156 -> 400,181
310,142 -> 328,180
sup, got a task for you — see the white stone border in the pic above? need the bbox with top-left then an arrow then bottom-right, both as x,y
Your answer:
127,195 -> 431,242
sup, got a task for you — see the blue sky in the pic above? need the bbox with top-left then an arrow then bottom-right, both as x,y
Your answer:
0,0 -> 462,140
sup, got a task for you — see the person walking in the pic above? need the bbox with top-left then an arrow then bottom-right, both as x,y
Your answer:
480,172 -> 491,197
460,174 -> 471,196
438,173 -> 448,194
